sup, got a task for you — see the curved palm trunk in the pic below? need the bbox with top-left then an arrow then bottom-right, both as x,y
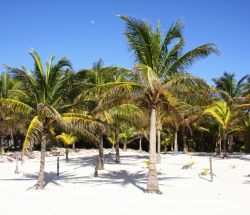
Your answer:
97,135 -> 104,170
156,129 -> 161,163
146,107 -> 159,193
222,131 -> 227,158
183,132 -> 188,154
216,136 -> 221,155
174,130 -> 178,155
139,136 -> 142,152
115,131 -> 120,163
36,133 -> 46,189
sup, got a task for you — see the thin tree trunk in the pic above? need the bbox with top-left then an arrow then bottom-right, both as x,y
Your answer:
139,136 -> 142,152
222,131 -> 227,158
156,129 -> 161,163
115,131 -> 120,163
65,145 -> 69,162
0,135 -> 4,156
183,133 -> 188,154
174,130 -> 178,155
36,133 -> 46,189
216,135 -> 221,155
146,107 -> 159,193
97,135 -> 104,170
171,140 -> 173,152
72,142 -> 75,150
123,143 -> 127,151
228,135 -> 234,154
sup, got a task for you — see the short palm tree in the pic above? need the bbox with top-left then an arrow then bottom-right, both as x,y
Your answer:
56,132 -> 77,161
203,100 -> 240,157
119,15 -> 218,192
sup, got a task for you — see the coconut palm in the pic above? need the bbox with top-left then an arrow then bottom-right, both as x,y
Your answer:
3,50 -> 104,189
213,72 -> 249,103
74,59 -> 132,169
56,132 -> 77,162
119,15 -> 218,192
203,100 -> 241,157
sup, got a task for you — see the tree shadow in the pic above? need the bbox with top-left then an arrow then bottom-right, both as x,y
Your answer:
0,171 -> 78,190
71,169 -> 188,192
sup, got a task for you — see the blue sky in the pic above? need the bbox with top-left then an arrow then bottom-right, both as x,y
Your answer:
0,0 -> 249,84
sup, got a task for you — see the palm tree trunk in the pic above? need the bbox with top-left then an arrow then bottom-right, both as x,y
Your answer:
139,136 -> 142,152
171,140 -> 173,152
216,135 -> 221,155
228,135 -> 234,154
146,107 -> 159,193
174,130 -> 178,155
183,133 -> 188,154
115,131 -> 120,163
123,143 -> 127,151
98,135 -> 104,170
65,145 -> 69,162
36,133 -> 46,189
0,135 -> 4,156
72,142 -> 75,150
156,129 -> 161,163
222,131 -> 227,158
111,144 -> 115,152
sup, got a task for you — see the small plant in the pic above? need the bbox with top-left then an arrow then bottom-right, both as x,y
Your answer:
143,160 -> 149,168
201,168 -> 210,175
229,165 -> 236,169
182,161 -> 195,169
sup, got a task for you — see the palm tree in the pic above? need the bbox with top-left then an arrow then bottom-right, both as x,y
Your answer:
56,133 -> 77,162
74,59 -> 132,169
213,72 -> 249,103
2,50 -> 104,189
213,73 -> 250,152
119,15 -> 218,192
203,100 -> 241,158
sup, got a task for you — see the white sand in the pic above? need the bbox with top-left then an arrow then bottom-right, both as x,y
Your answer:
0,149 -> 250,215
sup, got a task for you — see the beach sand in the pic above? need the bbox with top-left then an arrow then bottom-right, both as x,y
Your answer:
0,149 -> 249,215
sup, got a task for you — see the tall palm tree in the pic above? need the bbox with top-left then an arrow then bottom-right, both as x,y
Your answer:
213,72 -> 249,103
119,15 -> 218,193
3,50 -> 103,189
74,59 -> 132,170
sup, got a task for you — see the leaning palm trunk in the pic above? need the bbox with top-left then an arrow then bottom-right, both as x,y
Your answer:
115,131 -> 120,163
97,135 -> 104,170
174,130 -> 178,155
222,131 -> 227,158
36,133 -> 46,189
146,107 -> 159,193
156,129 -> 161,163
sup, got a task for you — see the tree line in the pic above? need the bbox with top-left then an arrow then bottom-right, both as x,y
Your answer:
0,16 -> 249,192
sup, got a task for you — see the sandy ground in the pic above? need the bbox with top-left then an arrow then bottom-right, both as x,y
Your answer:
0,149 -> 250,215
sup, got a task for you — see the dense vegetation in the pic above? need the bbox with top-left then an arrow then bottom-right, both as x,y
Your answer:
0,16 -> 249,192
